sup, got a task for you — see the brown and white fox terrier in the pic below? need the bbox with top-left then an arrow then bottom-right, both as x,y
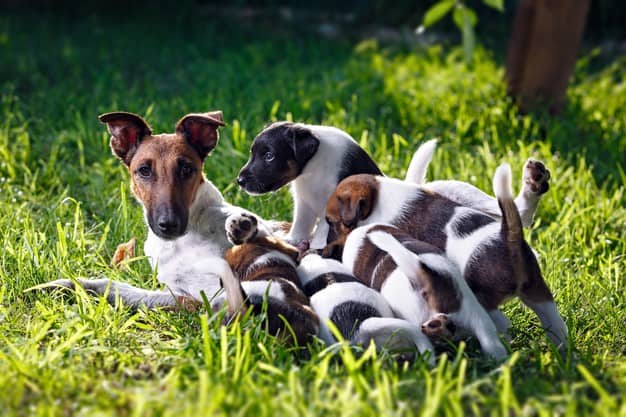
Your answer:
43,111 -> 279,310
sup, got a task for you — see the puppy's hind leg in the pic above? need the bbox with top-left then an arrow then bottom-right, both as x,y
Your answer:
489,309 -> 512,340
515,159 -> 551,227
35,278 -> 179,309
355,317 -> 435,365
519,267 -> 568,349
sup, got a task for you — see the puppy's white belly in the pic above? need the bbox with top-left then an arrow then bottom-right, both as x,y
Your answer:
380,269 -> 431,325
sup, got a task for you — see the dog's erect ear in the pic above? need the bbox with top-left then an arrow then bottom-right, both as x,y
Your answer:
176,111 -> 225,159
99,112 -> 152,165
287,124 -> 320,167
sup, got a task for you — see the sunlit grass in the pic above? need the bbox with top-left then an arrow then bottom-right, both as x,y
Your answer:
0,12 -> 624,417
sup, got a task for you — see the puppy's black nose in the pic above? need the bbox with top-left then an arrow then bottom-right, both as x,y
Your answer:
237,176 -> 247,187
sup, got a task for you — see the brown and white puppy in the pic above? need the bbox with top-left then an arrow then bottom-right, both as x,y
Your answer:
341,224 -> 507,360
327,164 -> 568,349
42,111 -> 275,309
216,213 -> 319,346
296,252 -> 436,363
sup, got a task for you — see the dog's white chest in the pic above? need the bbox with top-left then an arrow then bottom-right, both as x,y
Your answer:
144,231 -> 225,297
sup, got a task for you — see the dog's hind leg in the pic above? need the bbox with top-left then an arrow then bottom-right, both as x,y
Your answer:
424,159 -> 550,227
489,309 -> 512,339
519,268 -> 569,350
38,278 -> 179,309
514,159 -> 551,227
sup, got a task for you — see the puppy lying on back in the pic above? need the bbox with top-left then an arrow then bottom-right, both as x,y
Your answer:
216,213 -> 319,346
296,252 -> 435,363
326,164 -> 568,349
341,224 -> 507,360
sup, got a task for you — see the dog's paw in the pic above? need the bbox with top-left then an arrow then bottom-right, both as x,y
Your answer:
226,212 -> 258,245
110,237 -> 136,269
25,279 -> 76,292
522,159 -> 551,195
421,314 -> 456,339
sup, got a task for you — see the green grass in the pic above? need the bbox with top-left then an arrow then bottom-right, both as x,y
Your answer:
1,11 -> 625,417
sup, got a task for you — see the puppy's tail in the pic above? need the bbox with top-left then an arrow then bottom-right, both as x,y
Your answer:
367,231 -> 422,280
405,139 -> 437,184
218,260 -> 248,317
493,163 -> 525,284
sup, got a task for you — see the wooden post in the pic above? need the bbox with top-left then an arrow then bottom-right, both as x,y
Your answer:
505,0 -> 590,114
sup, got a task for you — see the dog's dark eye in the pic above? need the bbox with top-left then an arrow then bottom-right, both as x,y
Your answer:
137,165 -> 152,179
179,163 -> 195,179
264,152 -> 275,162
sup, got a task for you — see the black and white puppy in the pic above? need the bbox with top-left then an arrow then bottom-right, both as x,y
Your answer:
237,122 -> 382,249
296,252 -> 435,363
341,224 -> 507,360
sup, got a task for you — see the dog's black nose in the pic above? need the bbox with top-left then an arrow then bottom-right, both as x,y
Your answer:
237,176 -> 247,187
157,218 -> 179,235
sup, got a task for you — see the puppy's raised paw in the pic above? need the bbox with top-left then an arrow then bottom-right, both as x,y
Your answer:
522,159 -> 551,195
421,313 -> 456,340
226,212 -> 258,245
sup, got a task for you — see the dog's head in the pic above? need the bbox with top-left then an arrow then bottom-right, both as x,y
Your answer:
237,122 -> 319,194
99,111 -> 225,240
324,174 -> 379,245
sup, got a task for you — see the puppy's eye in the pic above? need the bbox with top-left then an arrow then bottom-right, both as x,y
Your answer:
137,165 -> 152,179
179,163 -> 195,179
264,152 -> 275,162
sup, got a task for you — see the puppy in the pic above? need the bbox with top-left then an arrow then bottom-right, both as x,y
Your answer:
326,164 -> 568,349
216,213 -> 319,346
237,122 -> 383,249
341,224 -> 507,360
296,252 -> 435,362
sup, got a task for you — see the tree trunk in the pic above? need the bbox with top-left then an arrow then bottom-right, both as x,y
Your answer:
505,0 -> 590,114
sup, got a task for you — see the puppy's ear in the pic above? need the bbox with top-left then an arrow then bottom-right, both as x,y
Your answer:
176,111 -> 226,159
287,124 -> 319,167
99,112 -> 152,165
339,197 -> 361,228
339,190 -> 376,228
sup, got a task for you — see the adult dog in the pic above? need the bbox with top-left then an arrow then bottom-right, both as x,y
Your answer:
42,111 -> 274,309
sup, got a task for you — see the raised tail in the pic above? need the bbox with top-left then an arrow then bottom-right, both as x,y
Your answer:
493,163 -> 523,247
405,139 -> 437,184
493,163 -> 526,287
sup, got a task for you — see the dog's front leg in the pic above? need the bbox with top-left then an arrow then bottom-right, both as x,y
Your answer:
287,200 -> 317,245
309,220 -> 329,250
37,278 -> 180,309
